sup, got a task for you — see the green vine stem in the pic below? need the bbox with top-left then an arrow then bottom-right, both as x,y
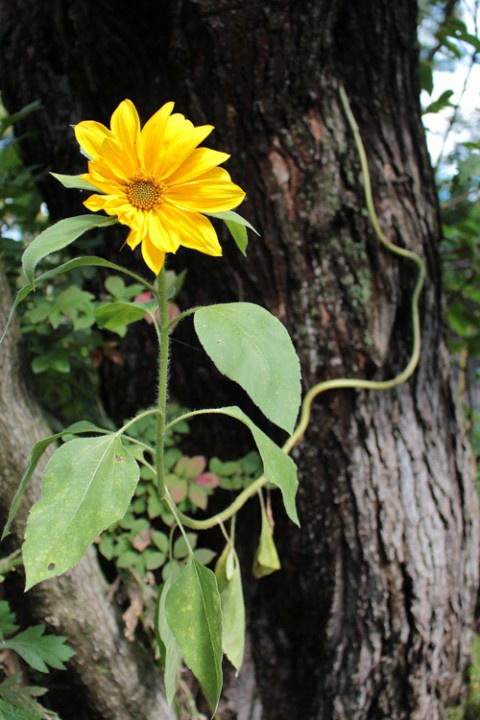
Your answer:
163,87 -> 427,532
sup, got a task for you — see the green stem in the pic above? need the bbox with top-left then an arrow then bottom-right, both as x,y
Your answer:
118,407 -> 162,436
165,305 -> 198,331
155,265 -> 171,499
167,87 -> 426,532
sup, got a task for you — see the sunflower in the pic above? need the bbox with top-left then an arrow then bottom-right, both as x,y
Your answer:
74,99 -> 246,274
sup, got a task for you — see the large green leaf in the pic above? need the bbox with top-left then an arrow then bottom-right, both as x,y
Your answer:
215,544 -> 245,672
165,556 -> 223,715
22,215 -> 118,283
23,435 -> 139,589
211,406 -> 299,525
1,421 -> 111,541
194,303 -> 301,434
156,576 -> 182,706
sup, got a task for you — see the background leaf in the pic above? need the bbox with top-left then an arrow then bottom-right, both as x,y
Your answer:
23,435 -> 140,589
0,602 -> 19,638
0,699 -> 42,720
165,556 -> 223,714
2,625 -> 75,673
1,255 -> 155,345
194,303 -> 301,433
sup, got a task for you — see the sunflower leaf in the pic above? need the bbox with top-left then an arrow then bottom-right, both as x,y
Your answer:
22,215 -> 118,284
215,545 -> 245,672
2,421 -> 111,541
156,576 -> 182,706
165,556 -> 223,715
95,300 -> 158,331
178,406 -> 299,526
23,435 -> 140,589
206,210 -> 259,256
252,504 -> 281,578
50,172 -> 100,192
194,302 -> 301,434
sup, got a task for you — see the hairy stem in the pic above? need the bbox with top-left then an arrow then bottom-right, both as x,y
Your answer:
155,266 -> 170,499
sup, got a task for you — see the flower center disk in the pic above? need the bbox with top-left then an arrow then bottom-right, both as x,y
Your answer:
126,177 -> 165,211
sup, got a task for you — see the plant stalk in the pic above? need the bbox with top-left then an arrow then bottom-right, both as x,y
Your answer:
155,265 -> 170,499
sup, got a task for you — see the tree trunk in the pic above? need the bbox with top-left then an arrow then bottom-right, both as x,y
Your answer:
0,268 -> 174,720
0,1 -> 477,718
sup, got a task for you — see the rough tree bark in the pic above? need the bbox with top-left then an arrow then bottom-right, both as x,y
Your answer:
0,269 -> 175,720
0,1 -> 478,719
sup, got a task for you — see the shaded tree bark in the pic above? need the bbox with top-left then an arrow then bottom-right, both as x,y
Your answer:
0,1 -> 478,718
0,269 -> 175,720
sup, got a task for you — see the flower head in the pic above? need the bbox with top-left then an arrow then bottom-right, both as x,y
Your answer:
74,100 -> 246,274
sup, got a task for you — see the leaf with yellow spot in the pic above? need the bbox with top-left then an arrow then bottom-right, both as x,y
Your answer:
165,556 -> 223,715
23,435 -> 139,589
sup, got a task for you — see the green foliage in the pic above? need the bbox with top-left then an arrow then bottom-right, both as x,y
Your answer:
0,100 -> 45,272
0,698 -> 42,720
97,409 -> 261,585
2,625 -> 75,674
419,2 -> 480,488
215,544 -> 245,671
22,214 -> 117,284
252,501 -> 282,578
194,303 -> 302,434
156,576 -> 182,706
0,587 -> 73,720
23,433 -> 140,589
205,210 -> 260,256
206,405 -> 299,524
165,556 -> 223,713
448,634 -> 480,719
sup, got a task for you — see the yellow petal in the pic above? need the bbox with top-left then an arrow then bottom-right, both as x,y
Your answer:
166,147 -> 231,185
103,197 -> 137,224
167,173 -> 245,213
92,137 -> 138,181
126,227 -> 142,250
74,121 -> 112,160
83,194 -> 109,212
82,170 -> 123,196
140,236 -> 166,275
159,123 -> 214,178
161,204 -> 222,256
138,101 -> 175,173
110,100 -> 141,162
146,212 -> 180,253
